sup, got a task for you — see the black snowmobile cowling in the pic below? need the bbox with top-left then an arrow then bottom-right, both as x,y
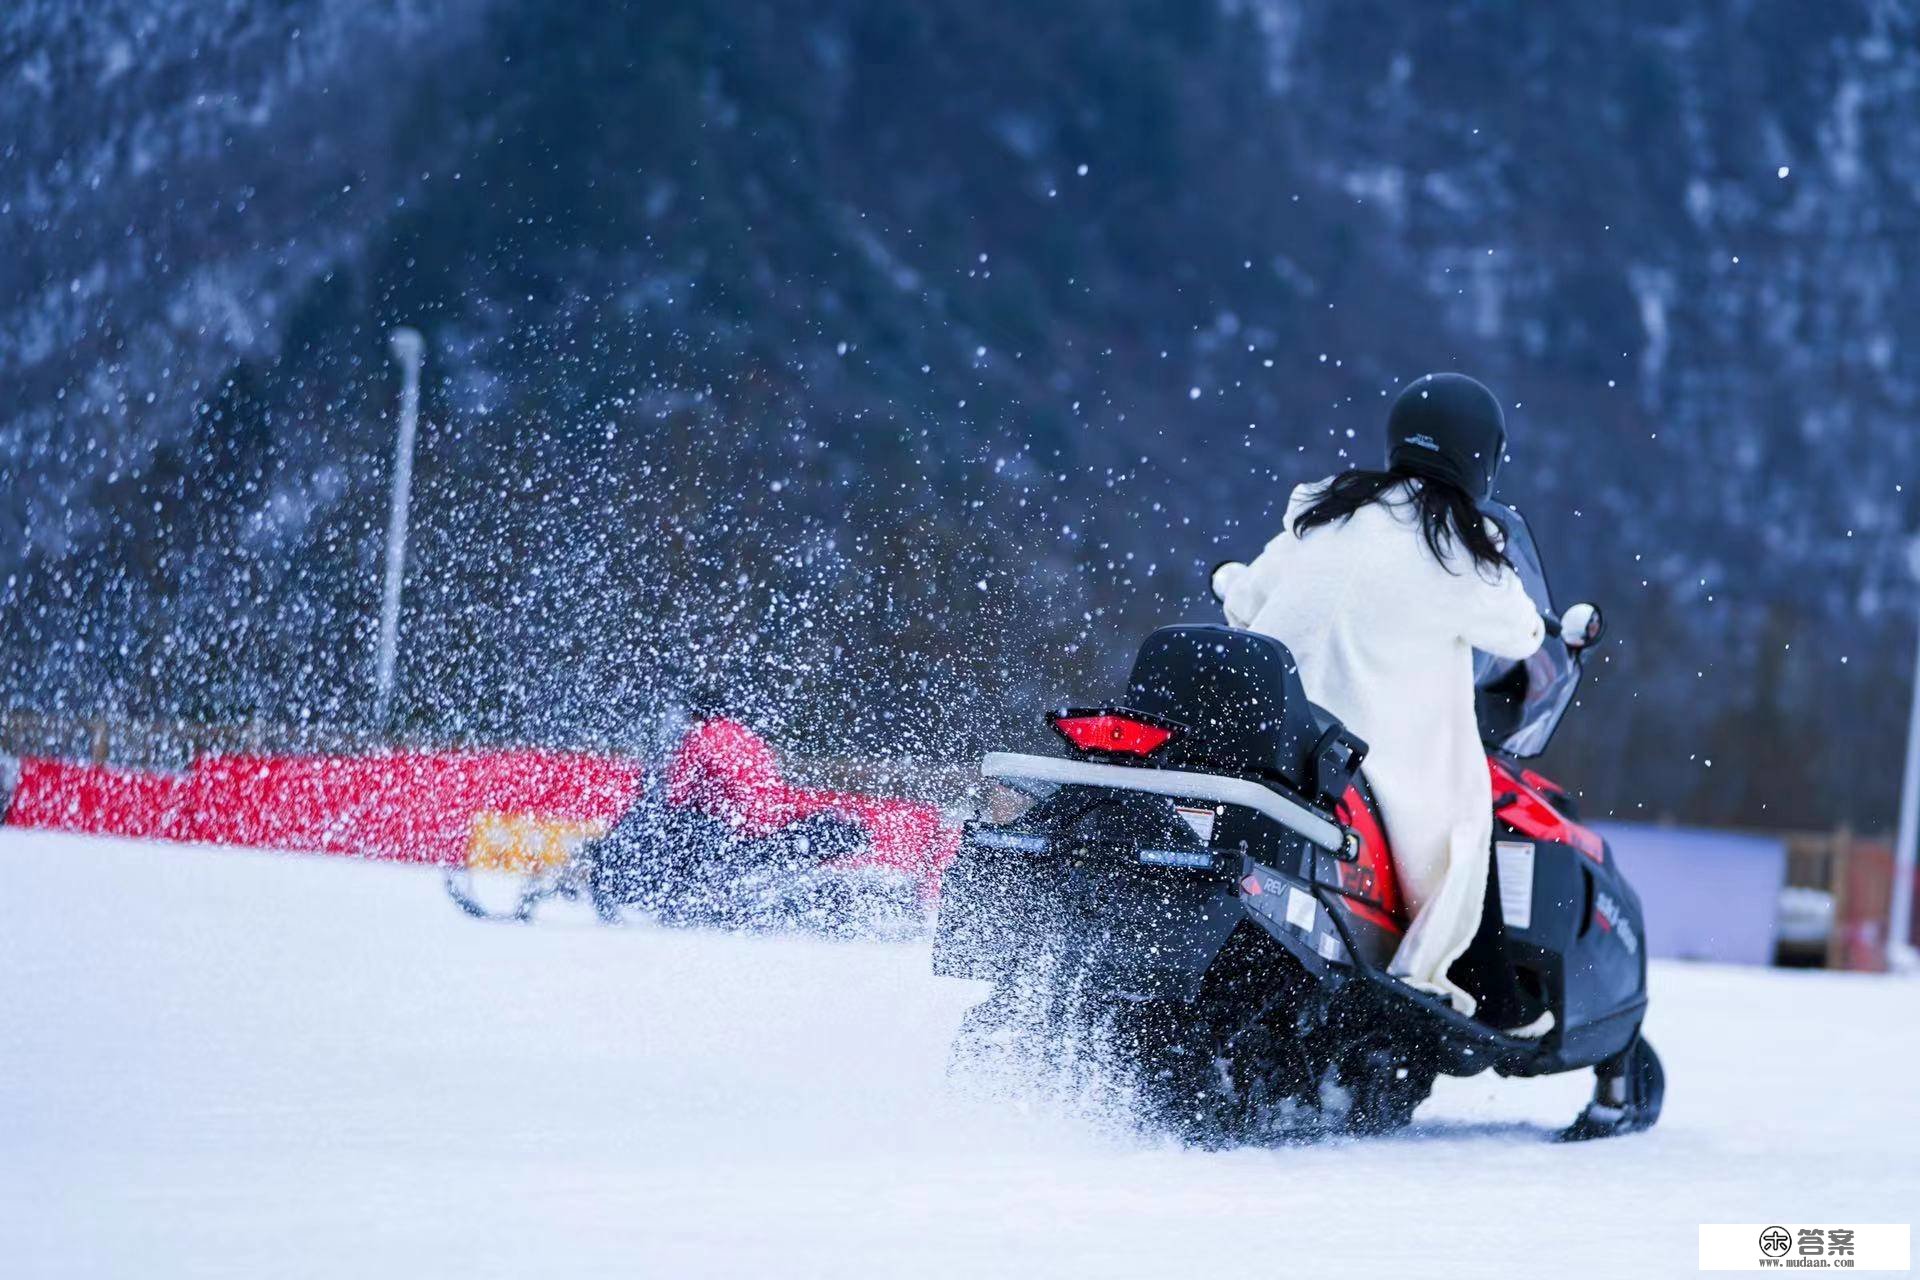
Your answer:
933,507 -> 1661,1145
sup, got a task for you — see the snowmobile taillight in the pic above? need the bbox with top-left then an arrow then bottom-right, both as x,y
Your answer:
1048,708 -> 1179,758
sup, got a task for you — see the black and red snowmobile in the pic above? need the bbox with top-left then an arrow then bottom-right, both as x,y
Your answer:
932,505 -> 1662,1143
447,716 -> 954,934
576,716 -> 953,934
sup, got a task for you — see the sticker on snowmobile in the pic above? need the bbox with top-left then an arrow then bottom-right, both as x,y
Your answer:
1285,885 -> 1317,932
1138,847 -> 1214,870
1175,805 -> 1217,844
1495,840 -> 1535,930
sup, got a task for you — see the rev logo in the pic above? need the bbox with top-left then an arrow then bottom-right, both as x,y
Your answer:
1593,890 -> 1639,956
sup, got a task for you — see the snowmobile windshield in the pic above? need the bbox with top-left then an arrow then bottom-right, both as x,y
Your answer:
1472,503 -> 1580,758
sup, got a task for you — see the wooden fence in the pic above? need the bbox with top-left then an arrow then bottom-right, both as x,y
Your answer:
1784,830 -> 1909,971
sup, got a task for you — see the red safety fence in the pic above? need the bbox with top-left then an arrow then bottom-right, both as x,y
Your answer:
5,748 -> 645,866
6,758 -> 199,843
1,722 -> 960,899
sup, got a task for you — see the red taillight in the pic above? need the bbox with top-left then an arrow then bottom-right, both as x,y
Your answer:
1049,709 -> 1177,757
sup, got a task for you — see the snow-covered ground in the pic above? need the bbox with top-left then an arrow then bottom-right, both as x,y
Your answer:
1,829 -> 1914,1278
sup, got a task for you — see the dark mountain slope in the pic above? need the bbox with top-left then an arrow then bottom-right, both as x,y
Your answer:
4,0 -> 1917,827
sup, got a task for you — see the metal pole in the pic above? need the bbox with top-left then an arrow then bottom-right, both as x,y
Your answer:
374,327 -> 424,730
1889,537 -> 1920,970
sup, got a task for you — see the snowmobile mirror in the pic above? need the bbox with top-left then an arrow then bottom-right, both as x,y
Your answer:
1561,602 -> 1605,650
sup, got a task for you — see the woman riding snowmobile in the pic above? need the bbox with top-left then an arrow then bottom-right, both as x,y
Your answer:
937,373 -> 1658,1140
1211,372 -> 1548,1028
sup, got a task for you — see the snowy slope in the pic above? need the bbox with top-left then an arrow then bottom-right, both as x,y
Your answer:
1,829 -> 1914,1279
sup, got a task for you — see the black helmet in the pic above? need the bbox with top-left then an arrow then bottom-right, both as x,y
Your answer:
1385,372 -> 1507,500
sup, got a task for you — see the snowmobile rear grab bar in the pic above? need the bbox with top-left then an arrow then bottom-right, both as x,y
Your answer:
980,751 -> 1347,853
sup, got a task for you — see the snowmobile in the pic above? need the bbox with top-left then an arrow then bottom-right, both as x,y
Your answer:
932,505 -> 1663,1143
570,779 -> 926,937
446,717 -> 951,936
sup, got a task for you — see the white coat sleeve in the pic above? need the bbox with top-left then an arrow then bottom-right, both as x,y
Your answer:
1220,544 -> 1279,628
1220,484 -> 1320,629
1212,561 -> 1250,620
1458,562 -> 1547,660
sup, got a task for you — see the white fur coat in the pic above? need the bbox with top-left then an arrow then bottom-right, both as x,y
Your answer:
1214,480 -> 1544,1015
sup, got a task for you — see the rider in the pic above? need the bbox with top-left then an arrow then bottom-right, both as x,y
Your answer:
1212,372 -> 1547,1027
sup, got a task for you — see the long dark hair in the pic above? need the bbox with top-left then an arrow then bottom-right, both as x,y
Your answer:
1292,468 -> 1509,574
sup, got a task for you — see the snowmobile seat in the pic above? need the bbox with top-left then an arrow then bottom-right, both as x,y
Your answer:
1123,624 -> 1367,805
